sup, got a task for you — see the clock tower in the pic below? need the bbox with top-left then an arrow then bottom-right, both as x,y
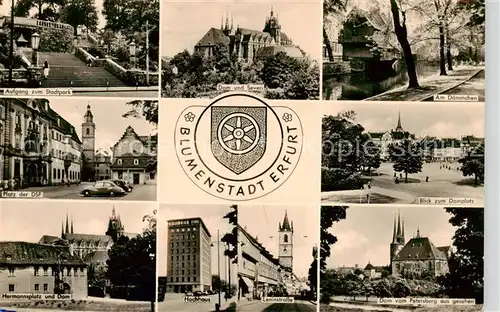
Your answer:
82,104 -> 95,163
278,210 -> 293,272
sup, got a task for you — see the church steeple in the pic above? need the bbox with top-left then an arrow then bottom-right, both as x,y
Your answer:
61,220 -> 64,238
106,206 -> 125,242
401,217 -> 405,239
71,215 -> 74,234
65,212 -> 69,235
395,111 -> 403,131
280,210 -> 293,232
391,214 -> 397,243
416,226 -> 421,238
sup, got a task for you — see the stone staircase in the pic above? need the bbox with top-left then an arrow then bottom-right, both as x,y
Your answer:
22,51 -> 127,88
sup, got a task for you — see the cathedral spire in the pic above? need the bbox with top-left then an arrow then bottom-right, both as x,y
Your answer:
71,215 -> 74,234
225,8 -> 229,30
270,6 -> 274,17
416,226 -> 421,238
231,13 -> 234,30
396,210 -> 401,238
395,110 -> 403,131
65,212 -> 69,235
391,213 -> 397,243
221,14 -> 223,30
61,220 -> 64,238
401,217 -> 405,240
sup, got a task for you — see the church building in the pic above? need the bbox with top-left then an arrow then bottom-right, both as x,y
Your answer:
390,211 -> 450,278
194,8 -> 304,63
368,112 -> 415,160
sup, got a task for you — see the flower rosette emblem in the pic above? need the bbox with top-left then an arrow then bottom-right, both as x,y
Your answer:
282,113 -> 293,123
184,112 -> 196,122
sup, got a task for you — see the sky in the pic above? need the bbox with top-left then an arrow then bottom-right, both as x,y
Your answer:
49,98 -> 157,152
238,205 -> 319,279
157,204 -> 237,282
0,201 -> 156,242
324,205 -> 467,269
161,0 -> 322,60
323,102 -> 484,138
0,0 -> 107,29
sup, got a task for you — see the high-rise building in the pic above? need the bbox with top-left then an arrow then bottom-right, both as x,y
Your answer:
166,218 -> 212,293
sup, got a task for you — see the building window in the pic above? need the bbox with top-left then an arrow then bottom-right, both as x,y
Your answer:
67,267 -> 72,276
8,284 -> 14,292
43,267 -> 48,276
43,284 -> 48,292
284,234 -> 288,243
34,284 -> 39,292
117,159 -> 122,165
193,277 -> 196,282
34,267 -> 39,276
80,268 -> 84,275
134,159 -> 139,165
8,267 -> 14,276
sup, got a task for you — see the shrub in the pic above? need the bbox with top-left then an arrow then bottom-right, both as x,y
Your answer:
39,28 -> 73,53
322,167 -> 363,191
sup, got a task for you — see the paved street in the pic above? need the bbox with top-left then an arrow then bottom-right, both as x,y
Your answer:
434,69 -> 485,101
322,162 -> 483,204
159,292 -> 235,312
11,182 -> 156,201
237,300 -> 316,312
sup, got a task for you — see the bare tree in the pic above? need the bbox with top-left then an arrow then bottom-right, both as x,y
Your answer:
389,0 -> 419,88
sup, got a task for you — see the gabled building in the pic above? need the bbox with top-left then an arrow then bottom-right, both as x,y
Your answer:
368,112 -> 415,160
194,9 -> 303,64
390,211 -> 450,278
110,126 -> 157,185
0,241 -> 87,299
0,98 -> 81,187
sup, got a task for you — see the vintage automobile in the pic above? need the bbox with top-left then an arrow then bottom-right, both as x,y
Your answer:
112,179 -> 134,192
80,180 -> 127,197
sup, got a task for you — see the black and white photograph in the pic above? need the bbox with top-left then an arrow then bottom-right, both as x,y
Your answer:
323,0 -> 485,101
0,98 -> 157,201
321,101 -> 484,205
0,201 -> 157,312
0,0 -> 159,97
237,205 -> 318,312
157,204 -> 238,312
319,205 -> 483,311
161,0 -> 321,100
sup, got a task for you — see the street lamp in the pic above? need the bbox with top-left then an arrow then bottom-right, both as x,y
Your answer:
8,0 -> 15,85
31,32 -> 40,67
129,40 -> 137,70
210,230 -> 221,312
149,252 -> 155,312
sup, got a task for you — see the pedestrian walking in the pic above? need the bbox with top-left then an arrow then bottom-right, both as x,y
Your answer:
367,181 -> 372,189
43,59 -> 50,79
426,176 -> 429,182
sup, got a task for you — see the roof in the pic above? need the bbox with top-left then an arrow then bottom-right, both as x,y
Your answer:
39,235 -> 59,244
0,98 -> 81,144
364,263 -> 374,270
394,237 -> 449,261
237,28 -> 274,43
64,233 -> 112,244
168,217 -> 212,238
255,45 -> 304,59
238,224 -> 280,266
0,241 -> 86,266
195,27 -> 230,47
279,210 -> 292,232
83,250 -> 109,263
112,126 -> 154,156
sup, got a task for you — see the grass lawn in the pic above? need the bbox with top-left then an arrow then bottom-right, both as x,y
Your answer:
0,300 -> 152,311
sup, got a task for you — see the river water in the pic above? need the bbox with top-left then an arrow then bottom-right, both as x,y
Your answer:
323,62 -> 440,100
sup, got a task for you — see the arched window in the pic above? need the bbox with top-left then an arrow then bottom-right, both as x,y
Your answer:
284,234 -> 288,243
86,128 -> 90,135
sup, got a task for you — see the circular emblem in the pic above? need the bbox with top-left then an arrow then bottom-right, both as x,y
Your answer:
218,113 -> 260,155
175,93 -> 304,201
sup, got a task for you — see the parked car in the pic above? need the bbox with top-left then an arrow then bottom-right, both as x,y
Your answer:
112,179 -> 133,192
81,181 -> 126,197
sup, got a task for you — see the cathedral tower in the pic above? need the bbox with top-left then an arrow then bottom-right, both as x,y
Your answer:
395,111 -> 404,132
278,210 -> 293,271
263,7 -> 282,45
82,105 -> 95,163
106,207 -> 125,242
390,210 -> 405,273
